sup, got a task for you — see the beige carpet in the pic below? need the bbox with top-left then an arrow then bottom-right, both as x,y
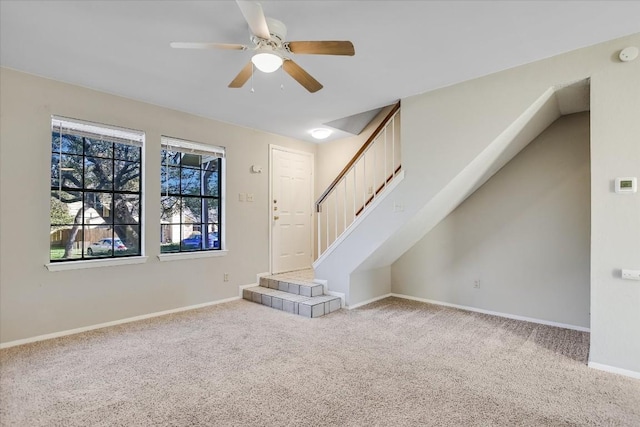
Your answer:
1,297 -> 639,426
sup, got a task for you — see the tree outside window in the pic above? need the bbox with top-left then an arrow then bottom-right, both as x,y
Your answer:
160,137 -> 223,253
50,117 -> 144,261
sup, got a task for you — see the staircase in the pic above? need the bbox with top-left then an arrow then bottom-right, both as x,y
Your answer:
244,103 -> 401,316
242,269 -> 342,318
315,102 -> 401,259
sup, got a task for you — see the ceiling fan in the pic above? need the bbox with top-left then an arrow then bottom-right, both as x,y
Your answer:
170,0 -> 355,93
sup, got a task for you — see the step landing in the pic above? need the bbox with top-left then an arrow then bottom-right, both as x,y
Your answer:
243,270 -> 341,318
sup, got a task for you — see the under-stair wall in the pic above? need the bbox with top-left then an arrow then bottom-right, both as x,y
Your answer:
393,112 -> 591,328
314,33 -> 640,376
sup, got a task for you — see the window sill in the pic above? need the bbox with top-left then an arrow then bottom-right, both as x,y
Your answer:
157,250 -> 228,262
46,256 -> 149,272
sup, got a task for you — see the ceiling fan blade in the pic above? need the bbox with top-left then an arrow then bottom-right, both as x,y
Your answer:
228,61 -> 254,88
282,60 -> 323,93
287,41 -> 355,56
236,0 -> 270,40
170,42 -> 247,50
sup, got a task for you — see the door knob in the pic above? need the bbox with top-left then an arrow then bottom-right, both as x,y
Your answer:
274,216 -> 280,220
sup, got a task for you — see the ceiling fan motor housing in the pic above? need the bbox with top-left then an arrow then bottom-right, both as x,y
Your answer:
251,17 -> 287,48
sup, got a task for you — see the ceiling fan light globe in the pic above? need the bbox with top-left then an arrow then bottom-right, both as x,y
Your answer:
251,53 -> 283,73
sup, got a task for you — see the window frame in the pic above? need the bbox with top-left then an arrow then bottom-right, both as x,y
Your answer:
159,136 -> 225,256
48,116 -> 145,264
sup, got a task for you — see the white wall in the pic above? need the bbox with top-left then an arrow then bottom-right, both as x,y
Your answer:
0,68 -> 315,344
392,113 -> 591,328
589,62 -> 640,373
315,33 -> 640,375
350,266 -> 391,307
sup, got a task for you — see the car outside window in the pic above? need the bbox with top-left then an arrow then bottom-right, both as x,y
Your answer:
49,116 -> 144,261
160,136 -> 224,253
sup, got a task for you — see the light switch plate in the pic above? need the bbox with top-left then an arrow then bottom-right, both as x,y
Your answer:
621,269 -> 640,281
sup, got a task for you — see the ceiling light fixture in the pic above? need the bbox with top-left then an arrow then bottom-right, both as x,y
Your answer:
251,52 -> 283,73
310,128 -> 332,140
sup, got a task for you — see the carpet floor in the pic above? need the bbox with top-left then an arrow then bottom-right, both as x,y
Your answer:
1,297 -> 639,426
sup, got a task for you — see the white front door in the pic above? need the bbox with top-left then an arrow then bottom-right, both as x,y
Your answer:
270,146 -> 313,274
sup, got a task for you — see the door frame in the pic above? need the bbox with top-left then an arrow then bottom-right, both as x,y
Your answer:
268,144 -> 315,274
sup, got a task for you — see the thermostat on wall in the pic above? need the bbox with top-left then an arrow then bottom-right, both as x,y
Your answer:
615,177 -> 637,193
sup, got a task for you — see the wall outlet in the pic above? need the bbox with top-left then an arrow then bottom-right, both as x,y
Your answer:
473,280 -> 481,289
223,273 -> 229,282
246,193 -> 254,202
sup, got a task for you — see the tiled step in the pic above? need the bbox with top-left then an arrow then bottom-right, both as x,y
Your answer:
243,286 -> 341,318
299,295 -> 342,318
259,276 -> 324,297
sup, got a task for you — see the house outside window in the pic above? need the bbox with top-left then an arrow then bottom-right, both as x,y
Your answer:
50,117 -> 144,262
160,136 -> 224,253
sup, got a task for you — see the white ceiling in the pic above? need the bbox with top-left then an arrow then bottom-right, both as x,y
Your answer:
1,1 -> 639,143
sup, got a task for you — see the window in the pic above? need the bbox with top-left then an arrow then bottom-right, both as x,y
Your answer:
50,116 -> 144,262
160,137 -> 224,253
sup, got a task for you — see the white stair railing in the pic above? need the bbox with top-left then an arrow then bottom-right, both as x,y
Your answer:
316,104 -> 401,258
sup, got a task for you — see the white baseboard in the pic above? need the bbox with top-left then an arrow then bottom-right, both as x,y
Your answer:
347,293 -> 393,310
390,293 -> 590,332
588,362 -> 640,380
0,295 -> 242,350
